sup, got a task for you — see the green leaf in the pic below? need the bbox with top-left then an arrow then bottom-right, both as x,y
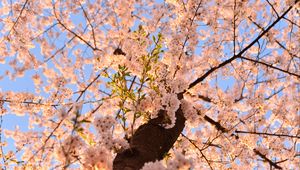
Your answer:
152,35 -> 156,42
75,127 -> 84,132
80,119 -> 91,123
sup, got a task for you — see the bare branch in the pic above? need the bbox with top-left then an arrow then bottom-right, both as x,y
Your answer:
235,130 -> 300,139
43,36 -> 76,63
253,149 -> 283,169
283,16 -> 300,28
266,0 -> 279,18
204,115 -> 227,133
239,56 -> 300,78
275,40 -> 300,59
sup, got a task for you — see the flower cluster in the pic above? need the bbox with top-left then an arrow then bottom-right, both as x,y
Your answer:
180,99 -> 199,125
54,135 -> 85,163
94,116 -> 129,151
136,96 -> 155,114
141,160 -> 166,170
161,93 -> 180,128
81,145 -> 112,169
170,78 -> 188,93
99,132 -> 129,152
167,152 -> 191,170
94,116 -> 116,133
141,151 -> 192,170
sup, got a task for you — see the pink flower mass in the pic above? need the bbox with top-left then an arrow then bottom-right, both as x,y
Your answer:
0,0 -> 299,169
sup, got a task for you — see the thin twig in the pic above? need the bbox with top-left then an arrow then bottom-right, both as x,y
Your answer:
181,133 -> 214,170
79,3 -> 97,48
235,130 -> 300,139
266,0 -> 279,17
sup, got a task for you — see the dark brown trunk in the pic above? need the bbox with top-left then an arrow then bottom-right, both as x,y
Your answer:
113,93 -> 185,170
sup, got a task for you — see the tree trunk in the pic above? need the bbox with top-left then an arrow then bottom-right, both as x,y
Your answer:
113,93 -> 185,170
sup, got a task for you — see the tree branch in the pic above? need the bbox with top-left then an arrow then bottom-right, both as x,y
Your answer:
204,115 -> 227,133
235,130 -> 300,139
266,0 -> 279,18
188,4 -> 296,90
253,149 -> 283,169
239,56 -> 300,78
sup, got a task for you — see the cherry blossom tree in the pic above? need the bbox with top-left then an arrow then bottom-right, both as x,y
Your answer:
0,0 -> 299,169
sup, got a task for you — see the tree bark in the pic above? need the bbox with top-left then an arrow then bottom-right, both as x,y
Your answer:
113,93 -> 185,170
